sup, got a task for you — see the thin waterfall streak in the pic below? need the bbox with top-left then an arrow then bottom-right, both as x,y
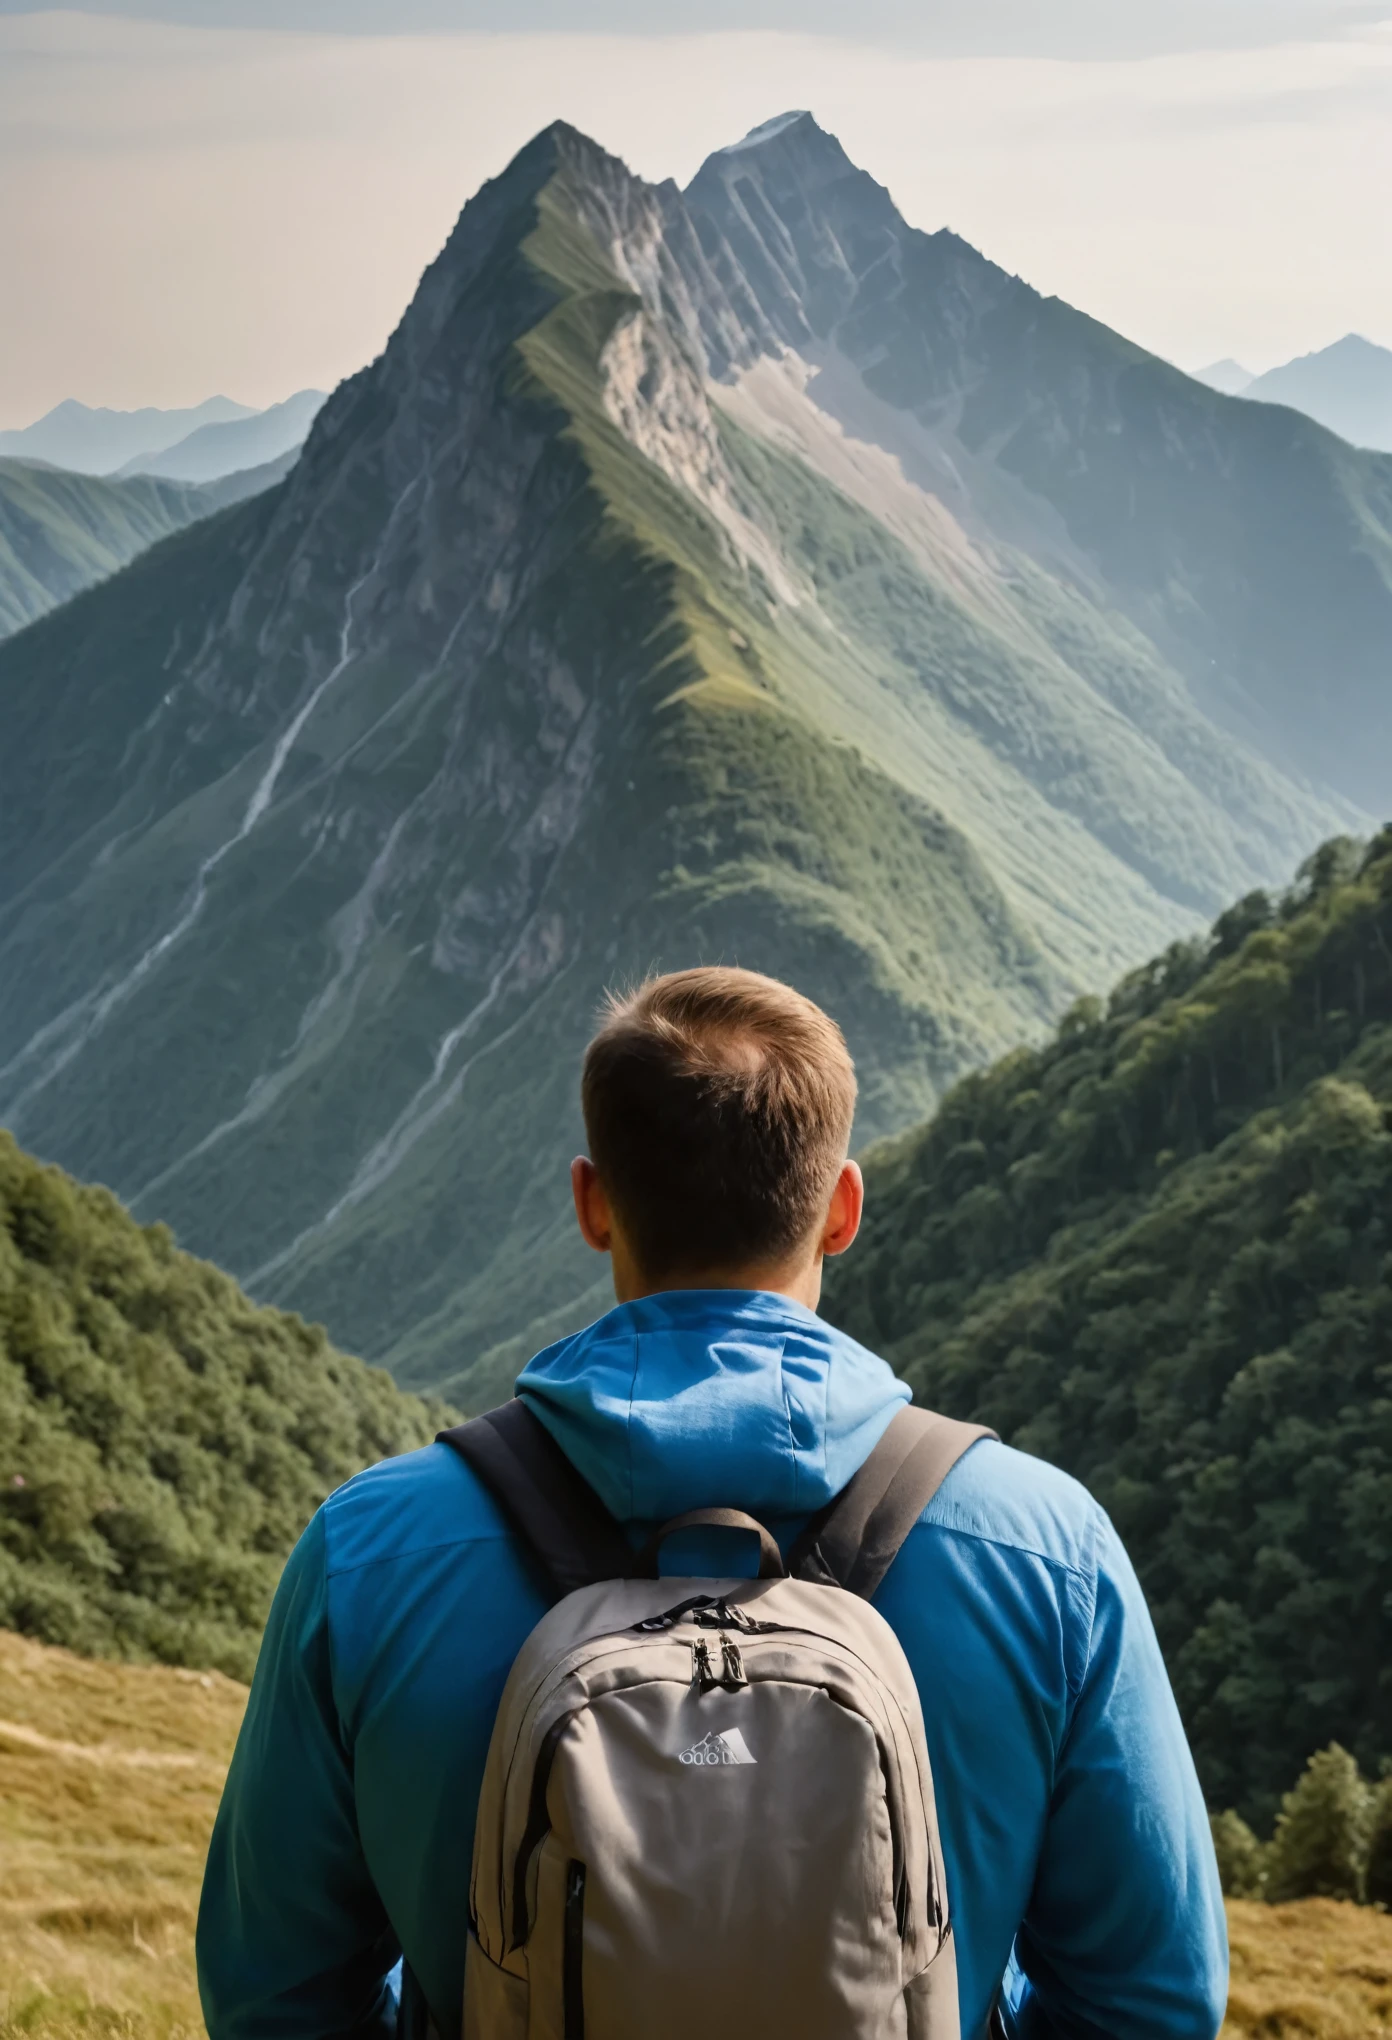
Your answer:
0,468 -> 428,1115
128,809 -> 413,1210
0,990 -> 102,1091
247,930 -> 558,1288
246,983 -> 505,1285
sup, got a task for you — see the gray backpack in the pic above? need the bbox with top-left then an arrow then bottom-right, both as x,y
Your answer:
440,1399 -> 995,2040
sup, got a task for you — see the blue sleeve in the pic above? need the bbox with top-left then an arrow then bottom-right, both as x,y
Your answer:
196,1510 -> 400,2040
1005,1512 -> 1228,2040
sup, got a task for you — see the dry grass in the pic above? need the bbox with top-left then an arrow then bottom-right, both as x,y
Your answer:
1,1630 -> 1389,2037
0,1630 -> 245,2038
1225,1897 -> 1392,2036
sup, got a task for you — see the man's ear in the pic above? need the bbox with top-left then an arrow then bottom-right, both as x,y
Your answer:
819,1160 -> 864,1260
571,1156 -> 614,1255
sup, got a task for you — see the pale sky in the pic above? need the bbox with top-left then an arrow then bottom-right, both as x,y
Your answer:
3,3 -> 1391,425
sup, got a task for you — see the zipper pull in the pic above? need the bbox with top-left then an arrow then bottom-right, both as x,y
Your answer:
719,1636 -> 747,1689
691,1639 -> 716,1691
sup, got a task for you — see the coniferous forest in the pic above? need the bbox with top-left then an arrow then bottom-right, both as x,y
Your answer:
826,831 -> 1392,1828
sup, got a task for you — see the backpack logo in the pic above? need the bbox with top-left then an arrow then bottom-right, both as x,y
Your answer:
678,1728 -> 757,1767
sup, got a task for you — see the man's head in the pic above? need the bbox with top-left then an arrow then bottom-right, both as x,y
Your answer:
571,966 -> 862,1308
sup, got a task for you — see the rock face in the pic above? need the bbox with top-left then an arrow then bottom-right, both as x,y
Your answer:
0,115 -> 1387,1401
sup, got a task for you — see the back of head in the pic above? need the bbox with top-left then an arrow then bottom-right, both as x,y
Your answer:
581,966 -> 857,1284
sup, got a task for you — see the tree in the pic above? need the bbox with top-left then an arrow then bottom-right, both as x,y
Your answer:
1364,1778 -> 1392,1909
1264,1745 -> 1372,1903
1210,1810 -> 1266,1898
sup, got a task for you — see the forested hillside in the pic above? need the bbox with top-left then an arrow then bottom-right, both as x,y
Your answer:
826,831 -> 1392,1824
0,1132 -> 447,1680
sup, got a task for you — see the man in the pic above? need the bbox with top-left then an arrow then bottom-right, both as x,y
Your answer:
198,967 -> 1227,2039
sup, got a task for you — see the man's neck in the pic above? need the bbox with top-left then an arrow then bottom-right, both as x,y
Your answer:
612,1257 -> 823,1313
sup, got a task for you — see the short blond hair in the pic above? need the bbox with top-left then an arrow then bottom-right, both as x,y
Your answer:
581,967 -> 857,1280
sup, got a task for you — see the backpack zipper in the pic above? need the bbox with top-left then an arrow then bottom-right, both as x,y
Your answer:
690,1635 -> 746,1690
719,1635 -> 747,1688
508,1711 -> 576,1952
563,1859 -> 586,2040
505,1623 -> 933,1949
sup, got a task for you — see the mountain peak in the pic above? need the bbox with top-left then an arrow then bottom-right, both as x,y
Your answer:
1242,331 -> 1392,451
1193,358 -> 1254,396
1311,332 -> 1392,368
688,108 -> 863,197
713,109 -> 817,152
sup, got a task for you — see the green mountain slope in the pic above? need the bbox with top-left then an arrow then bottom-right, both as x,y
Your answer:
0,116 -> 1385,1396
0,456 -> 286,639
0,1129 -> 446,1680
825,831 -> 1392,1824
689,113 -> 1392,815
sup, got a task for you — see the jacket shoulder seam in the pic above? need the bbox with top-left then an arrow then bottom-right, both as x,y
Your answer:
912,1511 -> 1098,1591
324,1524 -> 515,1582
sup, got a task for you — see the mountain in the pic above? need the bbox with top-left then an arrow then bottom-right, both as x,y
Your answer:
0,456 -> 292,640
0,1128 -> 447,1680
118,389 -> 328,484
1,113 -> 1390,1402
1243,335 -> 1392,454
0,396 -> 255,477
1195,358 -> 1254,396
824,830 -> 1392,1823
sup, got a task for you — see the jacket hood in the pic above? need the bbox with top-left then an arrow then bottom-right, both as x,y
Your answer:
515,1289 -> 909,1524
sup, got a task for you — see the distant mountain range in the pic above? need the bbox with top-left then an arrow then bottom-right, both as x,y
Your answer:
1195,334 -> 1392,452
1,111 -> 1389,1401
0,390 -> 325,486
0,453 -> 296,641
116,390 -> 328,484
0,384 -> 322,632
0,397 -> 255,476
1194,357 -> 1256,397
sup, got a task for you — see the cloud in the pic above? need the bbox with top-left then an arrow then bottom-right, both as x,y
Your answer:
1,0 -> 1388,59
3,10 -> 1391,422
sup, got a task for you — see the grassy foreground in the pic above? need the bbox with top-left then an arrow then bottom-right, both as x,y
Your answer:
0,1630 -> 242,2038
2,1630 -> 1388,2038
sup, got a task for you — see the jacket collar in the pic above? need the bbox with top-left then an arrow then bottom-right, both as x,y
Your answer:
516,1288 -> 908,1524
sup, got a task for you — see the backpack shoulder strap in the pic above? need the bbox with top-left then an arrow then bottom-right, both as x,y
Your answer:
788,1404 -> 997,1601
437,1399 -> 634,1598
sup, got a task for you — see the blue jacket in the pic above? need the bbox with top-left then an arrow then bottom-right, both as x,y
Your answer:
197,1291 -> 1227,2040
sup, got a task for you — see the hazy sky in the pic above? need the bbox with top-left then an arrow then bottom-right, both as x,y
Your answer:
3,3 -> 1391,424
